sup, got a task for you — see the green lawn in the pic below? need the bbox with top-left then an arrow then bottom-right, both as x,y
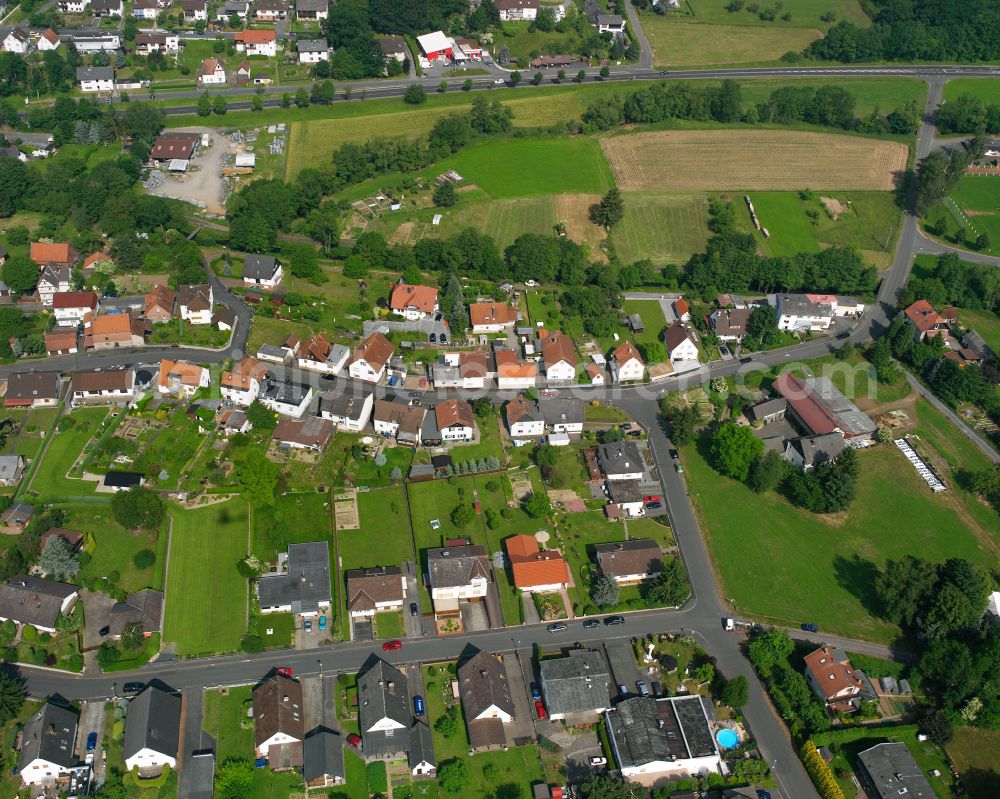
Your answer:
202,686 -> 254,761
943,78 -> 1000,107
946,727 -> 1000,799
71,503 -> 168,595
621,299 -> 669,351
946,174 -> 1000,255
611,193 -> 712,265
162,499 -> 249,656
749,191 -> 823,255
524,291 -> 563,328
338,486 -> 415,571
26,407 -> 108,500
679,0 -> 870,29
438,138 -> 613,198
375,611 -> 403,639
498,15 -> 596,67
251,492 -> 331,562
447,414 -> 506,464
408,478 -> 489,552
423,662 -> 469,760
556,510 -> 629,609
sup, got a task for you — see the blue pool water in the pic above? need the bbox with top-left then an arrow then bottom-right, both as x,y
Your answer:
716,729 -> 739,749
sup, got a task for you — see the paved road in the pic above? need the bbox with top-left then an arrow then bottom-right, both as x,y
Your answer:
903,371 -> 1000,463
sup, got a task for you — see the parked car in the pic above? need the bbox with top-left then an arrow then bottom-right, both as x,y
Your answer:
429,333 -> 437,343
740,356 -> 752,364
410,602 -> 419,617
524,279 -> 539,287
617,684 -> 628,698
276,667 -> 293,677
86,733 -> 98,752
85,752 -> 94,766
589,756 -> 607,766
408,392 -> 421,399
582,619 -> 600,629
304,619 -> 312,632
318,615 -> 327,631
636,681 -> 650,697
535,699 -> 547,720
642,495 -> 661,503
346,733 -> 362,750
645,501 -> 662,509
669,449 -> 679,461
530,682 -> 541,700
383,639 -> 403,651
414,696 -> 425,716
494,78 -> 506,85
604,615 -> 625,626
98,625 -> 110,637
547,622 -> 568,633
837,331 -> 850,340
801,623 -> 819,633
439,334 -> 447,344
674,463 -> 684,473
122,682 -> 144,696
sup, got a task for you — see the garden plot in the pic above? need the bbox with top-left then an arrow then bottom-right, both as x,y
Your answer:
334,489 -> 360,530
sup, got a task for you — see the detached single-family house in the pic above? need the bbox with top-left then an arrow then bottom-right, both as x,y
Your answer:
0,575 -> 79,633
259,380 -> 314,419
257,542 -> 331,617
297,39 -> 329,63
373,399 -> 426,446
348,332 -> 394,383
345,566 -> 405,619
221,357 -> 267,406
150,134 -> 198,162
298,334 -> 349,375
254,0 -> 288,20
222,0 -> 249,18
857,742 -> 936,799
59,0 -> 90,11
495,350 -> 537,390
91,0 -> 123,15
135,32 -> 179,55
496,0 -> 538,20
145,286 -> 175,324
257,334 -> 300,364
52,290 -> 99,327
303,729 -> 345,790
470,302 -> 518,333
3,28 -> 29,54
427,544 -> 491,619
253,673 -> 305,770
358,657 -> 413,760
506,534 -> 570,594
458,649 -> 515,752
539,648 -> 612,721
236,29 -> 277,57
597,441 -> 645,480
596,13 -> 626,33
0,455 -> 25,487
594,539 -> 663,586
435,399 -> 475,442
182,0 -> 207,20
178,284 -> 214,325
0,503 -> 34,532
86,313 -> 145,350
776,293 -> 837,332
785,433 -> 846,471
539,396 -> 583,434
390,283 -> 438,320
108,588 -> 163,638
77,66 -> 114,92
37,264 -> 72,306
505,394 -> 543,438
803,645 -> 866,712
904,299 -> 952,342
37,29 -> 60,51
71,32 -> 121,51
664,322 -> 700,370
71,368 -> 136,405
377,36 -> 407,62
157,359 -> 209,398
709,308 -> 751,342
131,0 -> 158,19
611,341 -> 645,383
45,331 -> 78,356
124,687 -> 181,774
197,57 -> 226,86
540,332 -> 577,383
4,372 -> 61,408
17,703 -> 79,787
295,0 -> 328,19
319,390 -> 374,433
272,417 -> 335,451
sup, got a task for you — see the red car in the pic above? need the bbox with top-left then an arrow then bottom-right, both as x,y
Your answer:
346,734 -> 362,751
535,699 -> 547,720
642,495 -> 662,503
383,639 -> 403,651
276,667 -> 293,677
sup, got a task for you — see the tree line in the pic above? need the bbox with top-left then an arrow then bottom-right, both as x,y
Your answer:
936,93 -> 1000,135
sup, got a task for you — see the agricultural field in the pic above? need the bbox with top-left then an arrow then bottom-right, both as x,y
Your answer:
684,396 -> 1000,643
162,499 -> 249,657
610,193 -> 711,264
601,130 -> 908,191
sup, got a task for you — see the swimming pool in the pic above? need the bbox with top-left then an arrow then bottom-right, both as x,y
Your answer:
716,728 -> 739,749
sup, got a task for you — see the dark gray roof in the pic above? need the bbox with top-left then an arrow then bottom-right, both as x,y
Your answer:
0,575 -> 77,629
606,696 -> 716,768
257,542 -> 330,613
109,588 -> 163,637
244,254 -> 279,280
319,390 -> 371,422
458,649 -> 515,721
787,433 -> 846,468
597,12 -> 624,24
597,441 -> 645,476
18,703 -> 78,771
303,728 -> 345,783
746,397 -> 786,422
427,545 -> 490,589
777,293 -> 832,317
539,397 -> 583,427
188,751 -> 215,799
104,471 -> 142,488
124,686 -> 181,760
77,66 -> 114,80
408,721 -> 435,769
261,379 -> 312,407
858,742 -> 935,799
297,38 -> 327,52
539,649 -> 611,715
358,658 -> 411,757
296,0 -> 328,9
962,330 -> 995,361
5,371 -> 60,402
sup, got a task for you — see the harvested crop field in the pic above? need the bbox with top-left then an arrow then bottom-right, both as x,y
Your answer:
601,130 -> 908,192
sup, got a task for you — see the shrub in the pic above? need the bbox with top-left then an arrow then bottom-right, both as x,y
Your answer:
132,548 -> 156,569
801,740 -> 845,799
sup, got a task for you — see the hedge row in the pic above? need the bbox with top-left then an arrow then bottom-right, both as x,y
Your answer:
801,740 -> 845,799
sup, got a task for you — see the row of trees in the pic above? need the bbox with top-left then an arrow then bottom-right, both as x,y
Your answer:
935,93 -> 1000,135
901,252 -> 1000,315
914,145 -> 974,215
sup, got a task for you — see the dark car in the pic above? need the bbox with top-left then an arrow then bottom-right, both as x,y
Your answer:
740,357 -> 752,364
530,682 -> 541,700
669,449 -> 679,461
410,602 -> 418,617
645,501 -> 662,510
582,619 -> 600,629
756,791 -> 773,799
801,623 -> 819,633
837,331 -> 851,340
429,333 -> 437,343
604,615 -> 625,626
439,334 -> 447,344
547,622 -> 568,633
98,625 -> 110,637
86,732 -> 98,752
346,733 -> 362,750
122,682 -> 144,696
408,392 -> 421,399
414,695 -> 425,716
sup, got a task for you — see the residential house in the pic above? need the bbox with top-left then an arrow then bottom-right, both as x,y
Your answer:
124,687 -> 180,774
604,695 -> 723,780
77,66 -> 114,92
0,455 -> 25,487
611,341 -> 645,383
0,502 -> 34,532
254,0 -> 288,20
435,399 -> 475,442
774,372 -> 876,442
182,0 -> 207,20
135,32 -> 179,55
857,743 -> 935,799
348,332 -> 394,383
272,417 -> 335,451
426,544 -> 491,619
674,297 -> 691,321
664,322 -> 700,371
318,390 -> 374,433
962,330 -> 995,363
594,539 -> 663,585
470,302 -> 518,333
236,29 -> 277,57
776,293 -> 837,332
259,380 -> 314,419
52,290 -> 99,327
257,542 -> 331,617
303,729 -> 345,789
587,363 -> 605,385
71,33 -> 121,51
495,350 -> 537,389
298,334 -> 349,375
257,334 -> 301,364
541,332 -> 577,382
37,264 -> 72,305
390,283 -> 439,320
108,589 -> 163,638
597,441 -> 645,481
58,0 -> 90,11
221,0 -> 249,17
709,308 -> 751,342
253,673 -> 305,770
87,314 -> 145,350
197,57 -> 226,86
505,394 -> 544,438
904,299 -> 952,342
90,0 -> 123,15
221,357 -> 267,406
785,433 -> 846,471
358,657 -> 413,760
539,648 -> 612,721
745,397 -> 786,425
297,38 -> 329,63
32,238 -> 77,275
295,0 -> 328,19
377,36 -> 407,62
102,471 -> 143,492
596,13 -> 626,33
345,566 -> 405,620
17,703 -> 79,787
3,27 -> 29,54
458,649 -> 515,752
145,285 -> 175,323
539,396 -> 583,435
416,30 -> 453,61
496,0 -> 538,20
235,60 -> 252,86
39,528 -> 83,553
150,134 -> 198,162
37,29 -> 60,51
131,0 -> 158,19
178,284 -> 214,325
408,721 -> 436,777
505,534 -> 570,594
4,372 -> 60,408
0,575 -> 79,633
373,399 -> 426,446
71,368 -> 136,405
45,331 -> 77,356
157,359 -> 209,398
221,409 -> 251,435
803,645 -> 866,712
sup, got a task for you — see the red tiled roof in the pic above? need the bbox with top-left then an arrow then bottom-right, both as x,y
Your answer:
236,28 -> 276,43
612,341 -> 643,366
390,283 -> 438,313
52,290 -> 98,310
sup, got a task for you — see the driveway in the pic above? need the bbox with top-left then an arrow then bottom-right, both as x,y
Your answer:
604,641 -> 644,697
562,729 -> 604,784
363,318 -> 449,341
80,590 -> 117,650
405,663 -> 426,722
176,687 -> 210,799
461,600 -> 490,632
402,562 -> 424,639
502,652 -> 536,746
352,618 -> 373,642
77,700 -> 107,783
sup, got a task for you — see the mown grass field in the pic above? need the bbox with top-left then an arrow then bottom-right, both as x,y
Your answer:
163,499 -> 249,656
680,0 -> 870,28
748,191 -> 823,255
948,175 -> 1000,249
27,407 -> 108,501
611,193 -> 711,264
250,491 -> 331,562
946,727 -> 1000,799
336,486 -> 415,572
70,503 -> 169,595
943,78 -> 1000,106
621,299 -> 670,349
